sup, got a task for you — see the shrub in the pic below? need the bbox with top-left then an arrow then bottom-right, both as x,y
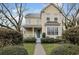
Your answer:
56,36 -> 62,39
23,37 -> 36,43
0,28 -> 23,47
42,33 -> 46,38
0,45 -> 28,55
51,44 -> 79,55
63,26 -> 79,45
41,37 -> 64,43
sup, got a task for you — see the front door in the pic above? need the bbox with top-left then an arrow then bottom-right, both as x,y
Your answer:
36,29 -> 41,43
36,30 -> 40,38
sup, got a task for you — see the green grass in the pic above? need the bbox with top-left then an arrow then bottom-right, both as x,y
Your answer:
23,43 -> 35,55
42,43 -> 61,55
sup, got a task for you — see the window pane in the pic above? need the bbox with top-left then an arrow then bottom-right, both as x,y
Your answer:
54,17 -> 58,21
47,17 -> 50,21
54,27 -> 58,35
47,27 -> 50,35
47,27 -> 58,35
26,19 -> 31,25
51,27 -> 54,35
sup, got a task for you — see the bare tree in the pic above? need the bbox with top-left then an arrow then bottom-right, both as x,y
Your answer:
0,3 -> 25,32
55,3 -> 79,29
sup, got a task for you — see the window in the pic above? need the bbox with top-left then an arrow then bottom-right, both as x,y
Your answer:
36,19 -> 40,25
54,17 -> 58,21
47,27 -> 51,35
54,27 -> 58,35
46,17 -> 50,21
26,19 -> 31,25
47,27 -> 58,35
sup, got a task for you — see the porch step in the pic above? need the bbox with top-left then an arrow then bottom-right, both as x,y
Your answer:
36,38 -> 41,43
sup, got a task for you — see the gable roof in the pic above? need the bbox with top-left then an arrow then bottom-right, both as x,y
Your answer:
40,3 -> 61,19
25,13 -> 40,18
41,3 -> 59,13
25,3 -> 61,18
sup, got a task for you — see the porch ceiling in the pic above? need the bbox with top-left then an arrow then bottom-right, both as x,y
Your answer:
23,25 -> 42,28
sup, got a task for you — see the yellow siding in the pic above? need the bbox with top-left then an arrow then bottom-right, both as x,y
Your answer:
41,4 -> 63,38
44,5 -> 59,14
26,17 -> 40,25
41,5 -> 59,33
23,28 -> 34,38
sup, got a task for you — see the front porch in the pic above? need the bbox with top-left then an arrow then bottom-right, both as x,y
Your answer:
23,27 -> 42,39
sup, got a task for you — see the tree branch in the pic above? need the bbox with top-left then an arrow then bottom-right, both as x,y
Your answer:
1,3 -> 18,25
1,10 -> 17,28
0,23 -> 14,30
53,4 -> 71,22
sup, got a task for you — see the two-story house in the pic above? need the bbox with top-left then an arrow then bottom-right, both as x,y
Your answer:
23,3 -> 64,39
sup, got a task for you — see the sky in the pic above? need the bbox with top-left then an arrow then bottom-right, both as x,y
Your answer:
2,3 -> 79,15
6,3 -> 70,14
25,3 -> 48,13
2,3 -> 79,18
9,3 -> 48,14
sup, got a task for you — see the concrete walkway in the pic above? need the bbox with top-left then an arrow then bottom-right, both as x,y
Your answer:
34,43 -> 46,55
36,38 -> 41,43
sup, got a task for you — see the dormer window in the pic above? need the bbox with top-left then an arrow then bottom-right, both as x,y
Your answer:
47,17 -> 50,21
54,17 -> 58,21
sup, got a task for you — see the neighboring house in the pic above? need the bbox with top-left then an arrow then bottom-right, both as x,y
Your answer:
23,4 -> 64,39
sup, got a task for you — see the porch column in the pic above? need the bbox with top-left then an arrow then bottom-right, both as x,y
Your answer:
32,27 -> 34,37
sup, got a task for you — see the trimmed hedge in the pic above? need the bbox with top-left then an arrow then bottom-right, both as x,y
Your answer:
63,26 -> 79,45
23,37 -> 36,43
0,45 -> 28,55
0,28 -> 23,47
41,37 -> 65,43
42,33 -> 46,38
51,44 -> 79,55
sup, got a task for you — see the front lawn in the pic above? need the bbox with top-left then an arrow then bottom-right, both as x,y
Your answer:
42,43 -> 61,55
23,43 -> 35,55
